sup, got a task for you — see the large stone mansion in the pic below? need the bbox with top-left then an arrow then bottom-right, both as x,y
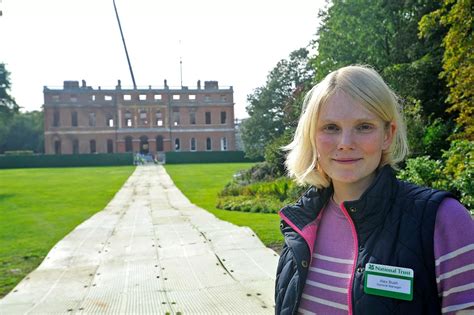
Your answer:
43,79 -> 236,157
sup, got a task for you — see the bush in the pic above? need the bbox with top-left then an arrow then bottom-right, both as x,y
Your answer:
217,175 -> 307,213
422,118 -> 452,159
442,140 -> 473,210
264,131 -> 294,177
397,156 -> 447,189
397,140 -> 473,213
216,195 -> 284,213
230,162 -> 279,185
4,150 -> 34,156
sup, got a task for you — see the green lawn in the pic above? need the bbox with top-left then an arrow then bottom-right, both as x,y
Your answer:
0,166 -> 135,298
164,163 -> 283,248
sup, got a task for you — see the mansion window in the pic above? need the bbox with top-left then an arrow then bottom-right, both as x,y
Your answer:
125,111 -> 132,127
156,136 -> 164,151
139,109 -> 148,125
72,139 -> 79,154
156,111 -> 163,126
71,111 -> 78,127
125,136 -> 133,152
221,137 -> 227,151
90,140 -> 96,153
89,112 -> 96,127
53,110 -> 60,127
221,111 -> 227,124
205,112 -> 211,124
54,140 -> 61,154
173,109 -> 180,126
190,138 -> 196,151
107,139 -> 114,153
189,111 -> 196,125
174,138 -> 180,151
106,115 -> 114,127
206,137 -> 212,151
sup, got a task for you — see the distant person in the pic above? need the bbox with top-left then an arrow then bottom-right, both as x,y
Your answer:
275,65 -> 474,314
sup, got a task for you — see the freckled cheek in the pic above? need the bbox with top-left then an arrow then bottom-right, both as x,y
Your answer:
357,136 -> 384,154
315,134 -> 335,153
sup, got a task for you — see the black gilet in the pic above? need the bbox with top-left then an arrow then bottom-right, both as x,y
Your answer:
275,165 -> 452,314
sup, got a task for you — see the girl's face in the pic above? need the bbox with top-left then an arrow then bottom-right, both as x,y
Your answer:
315,91 -> 395,194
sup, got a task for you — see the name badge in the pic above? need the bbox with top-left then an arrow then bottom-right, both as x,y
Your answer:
364,263 -> 414,301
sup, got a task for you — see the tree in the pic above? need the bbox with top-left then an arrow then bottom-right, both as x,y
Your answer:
0,111 -> 44,153
419,0 -> 474,140
242,48 -> 314,158
0,63 -> 19,146
312,0 -> 448,118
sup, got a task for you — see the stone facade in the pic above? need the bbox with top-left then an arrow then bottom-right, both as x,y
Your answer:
43,80 -> 236,157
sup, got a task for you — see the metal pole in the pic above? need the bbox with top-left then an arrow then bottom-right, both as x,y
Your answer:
113,0 -> 137,89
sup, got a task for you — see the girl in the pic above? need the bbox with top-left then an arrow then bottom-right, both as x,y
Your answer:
275,65 -> 474,315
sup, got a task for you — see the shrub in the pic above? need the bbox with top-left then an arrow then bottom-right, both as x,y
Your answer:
442,140 -> 473,210
397,156 -> 447,189
4,150 -> 34,156
217,174 -> 308,213
397,140 -> 473,213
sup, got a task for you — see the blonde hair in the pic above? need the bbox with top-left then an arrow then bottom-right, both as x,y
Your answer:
284,65 -> 408,188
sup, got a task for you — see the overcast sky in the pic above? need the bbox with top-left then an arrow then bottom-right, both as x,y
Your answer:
0,0 -> 326,118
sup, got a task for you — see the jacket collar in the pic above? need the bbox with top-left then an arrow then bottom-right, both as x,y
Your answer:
280,165 -> 397,236
343,165 -> 397,238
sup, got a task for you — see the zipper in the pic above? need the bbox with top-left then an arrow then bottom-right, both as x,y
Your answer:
340,203 -> 359,315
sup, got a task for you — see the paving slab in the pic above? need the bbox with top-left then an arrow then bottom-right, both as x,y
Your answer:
0,165 -> 279,314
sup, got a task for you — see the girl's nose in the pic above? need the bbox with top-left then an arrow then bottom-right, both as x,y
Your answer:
337,130 -> 355,150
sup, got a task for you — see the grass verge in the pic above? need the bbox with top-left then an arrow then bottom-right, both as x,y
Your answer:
0,166 -> 135,298
164,163 -> 284,251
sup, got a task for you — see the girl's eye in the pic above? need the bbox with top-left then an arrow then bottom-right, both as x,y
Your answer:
323,124 -> 340,133
357,123 -> 374,132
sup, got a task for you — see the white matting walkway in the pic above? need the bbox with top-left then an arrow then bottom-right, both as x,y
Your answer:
0,165 -> 278,314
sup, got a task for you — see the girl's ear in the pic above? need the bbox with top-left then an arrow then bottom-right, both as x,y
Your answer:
382,122 -> 396,150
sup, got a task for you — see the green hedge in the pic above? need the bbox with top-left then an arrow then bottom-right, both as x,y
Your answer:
0,153 -> 133,169
165,151 -> 263,164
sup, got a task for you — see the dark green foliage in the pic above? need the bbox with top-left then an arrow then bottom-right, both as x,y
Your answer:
0,111 -> 44,154
231,162 -> 280,185
0,63 -> 19,149
164,151 -> 261,164
312,0 -> 448,117
422,118 -> 452,159
263,131 -> 295,177
4,150 -> 34,156
0,153 -> 133,169
0,63 -> 18,114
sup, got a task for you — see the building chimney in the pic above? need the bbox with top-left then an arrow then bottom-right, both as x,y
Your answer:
197,80 -> 201,89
